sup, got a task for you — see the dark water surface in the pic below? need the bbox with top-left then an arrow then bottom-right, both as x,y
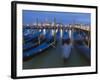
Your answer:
23,33 -> 90,69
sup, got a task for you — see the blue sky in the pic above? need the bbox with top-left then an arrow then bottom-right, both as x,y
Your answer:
23,10 -> 91,25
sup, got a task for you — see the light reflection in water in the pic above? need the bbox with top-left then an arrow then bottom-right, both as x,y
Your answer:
56,29 -> 58,33
39,28 -> 71,39
39,29 -> 41,32
66,29 -> 67,32
60,29 -> 62,38
43,29 -> 46,35
52,29 -> 54,36
69,30 -> 72,38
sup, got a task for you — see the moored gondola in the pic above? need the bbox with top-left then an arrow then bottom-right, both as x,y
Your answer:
23,29 -> 56,60
23,30 -> 42,43
62,30 -> 70,44
72,30 -> 90,60
62,30 -> 72,60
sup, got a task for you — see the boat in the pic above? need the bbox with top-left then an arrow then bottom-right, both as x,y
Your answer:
72,30 -> 90,59
62,30 -> 70,44
23,30 -> 42,43
23,29 -> 55,60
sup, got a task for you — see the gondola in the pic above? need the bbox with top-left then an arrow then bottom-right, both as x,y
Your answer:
23,31 -> 42,43
23,29 -> 49,50
23,38 -> 47,51
72,31 -> 83,41
72,30 -> 90,59
23,29 -> 55,60
23,31 -> 48,51
62,30 -> 69,43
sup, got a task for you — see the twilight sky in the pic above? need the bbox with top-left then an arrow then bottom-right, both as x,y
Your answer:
23,10 -> 91,25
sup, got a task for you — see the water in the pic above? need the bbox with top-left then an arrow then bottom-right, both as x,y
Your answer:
23,29 -> 90,69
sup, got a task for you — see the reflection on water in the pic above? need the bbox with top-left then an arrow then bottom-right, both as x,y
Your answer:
43,29 -> 46,35
39,29 -> 41,32
24,28 -> 72,40
60,29 -> 62,38
51,29 -> 54,36
56,29 -> 58,33
69,30 -> 72,39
